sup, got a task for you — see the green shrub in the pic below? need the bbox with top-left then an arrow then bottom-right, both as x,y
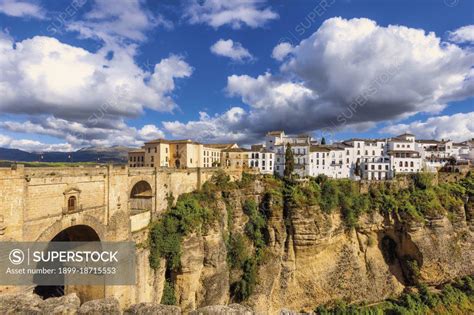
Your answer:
227,234 -> 249,269
412,172 -> 434,190
161,280 -> 176,305
313,276 -> 474,314
243,199 -> 267,257
320,180 -> 339,213
231,257 -> 258,302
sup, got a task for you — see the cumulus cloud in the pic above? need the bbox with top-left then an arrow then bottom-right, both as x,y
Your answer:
165,17 -> 474,143
271,42 -> 293,61
0,117 -> 165,150
381,112 -> 474,142
0,31 -> 191,149
448,25 -> 474,44
163,108 -> 252,143
0,0 -> 45,19
210,39 -> 253,62
0,33 -> 192,123
183,0 -> 278,29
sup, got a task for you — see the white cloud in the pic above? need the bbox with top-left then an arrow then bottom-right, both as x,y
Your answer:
67,0 -> 170,46
163,108 -> 250,143
0,117 -> 166,150
0,33 -> 192,123
0,134 -> 74,152
0,0 -> 45,19
210,39 -> 253,62
381,112 -> 474,142
0,30 -> 191,149
448,25 -> 474,44
0,134 -> 11,147
183,0 -> 278,29
138,124 -> 165,140
166,17 -> 474,143
271,42 -> 293,61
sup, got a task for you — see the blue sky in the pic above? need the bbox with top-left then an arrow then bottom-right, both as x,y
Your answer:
0,0 -> 473,152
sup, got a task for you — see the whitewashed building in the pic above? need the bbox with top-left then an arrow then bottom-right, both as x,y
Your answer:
309,145 -> 351,179
266,131 -> 312,177
249,145 -> 275,175
387,134 -> 422,174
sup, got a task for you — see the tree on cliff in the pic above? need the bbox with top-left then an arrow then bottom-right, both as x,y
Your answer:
284,144 -> 294,178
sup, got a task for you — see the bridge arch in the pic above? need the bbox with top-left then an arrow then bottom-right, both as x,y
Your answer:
34,224 -> 105,302
129,180 -> 154,214
36,214 -> 107,243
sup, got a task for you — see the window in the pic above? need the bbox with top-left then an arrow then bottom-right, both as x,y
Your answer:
151,164 -> 154,167
190,158 -> 193,164
151,156 -> 154,162
148,148 -> 150,153
129,157 -> 132,162
155,147 -> 157,153
68,196 -> 76,212
372,150 -> 375,155
410,161 -> 414,167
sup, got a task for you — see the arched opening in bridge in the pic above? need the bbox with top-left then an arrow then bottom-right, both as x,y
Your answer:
130,180 -> 153,215
34,225 -> 104,302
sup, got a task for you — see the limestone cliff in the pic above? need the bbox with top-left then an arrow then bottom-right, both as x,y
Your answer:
164,174 -> 474,313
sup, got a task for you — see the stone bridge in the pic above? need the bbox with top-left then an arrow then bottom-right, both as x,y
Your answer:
0,164 -> 222,306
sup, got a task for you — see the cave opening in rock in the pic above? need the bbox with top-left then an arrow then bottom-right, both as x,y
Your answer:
379,233 -> 423,286
33,225 -> 103,301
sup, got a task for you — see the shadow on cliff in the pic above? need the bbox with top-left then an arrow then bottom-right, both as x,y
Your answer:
378,229 -> 423,286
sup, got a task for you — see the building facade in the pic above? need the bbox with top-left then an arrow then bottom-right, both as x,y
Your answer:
128,131 -> 472,180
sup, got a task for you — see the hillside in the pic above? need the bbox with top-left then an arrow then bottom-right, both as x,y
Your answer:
0,146 -> 131,164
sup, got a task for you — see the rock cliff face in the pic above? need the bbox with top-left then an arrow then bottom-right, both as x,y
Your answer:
168,178 -> 474,313
2,176 -> 472,314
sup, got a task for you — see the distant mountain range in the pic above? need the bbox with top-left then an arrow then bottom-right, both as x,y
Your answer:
0,146 -> 131,163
